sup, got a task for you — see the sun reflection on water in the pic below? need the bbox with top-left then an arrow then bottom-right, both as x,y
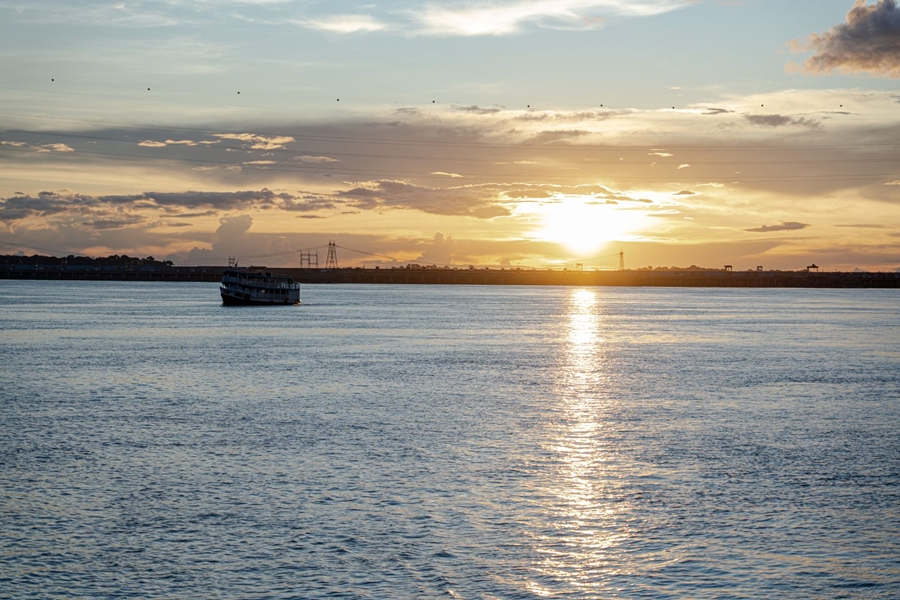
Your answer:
526,288 -> 633,596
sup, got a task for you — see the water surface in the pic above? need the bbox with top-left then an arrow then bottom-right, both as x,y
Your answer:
1,282 -> 898,598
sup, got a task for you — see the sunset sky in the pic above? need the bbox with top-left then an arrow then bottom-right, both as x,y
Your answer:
1,0 -> 898,270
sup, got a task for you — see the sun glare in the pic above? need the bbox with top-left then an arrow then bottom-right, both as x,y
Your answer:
535,196 -> 644,256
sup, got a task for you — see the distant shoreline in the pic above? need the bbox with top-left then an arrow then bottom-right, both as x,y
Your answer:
2,265 -> 898,288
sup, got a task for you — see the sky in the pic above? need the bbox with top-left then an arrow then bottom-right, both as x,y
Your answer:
0,0 -> 898,270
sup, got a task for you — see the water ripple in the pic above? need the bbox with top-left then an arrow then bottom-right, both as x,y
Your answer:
1,283 -> 898,598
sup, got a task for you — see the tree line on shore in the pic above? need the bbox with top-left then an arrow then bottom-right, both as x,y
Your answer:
1,254 -> 174,268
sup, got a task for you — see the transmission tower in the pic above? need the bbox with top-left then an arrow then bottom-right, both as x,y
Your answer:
325,241 -> 339,269
300,250 -> 318,268
617,250 -> 625,271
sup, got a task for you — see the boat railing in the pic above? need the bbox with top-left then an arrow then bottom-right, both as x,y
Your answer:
221,274 -> 300,291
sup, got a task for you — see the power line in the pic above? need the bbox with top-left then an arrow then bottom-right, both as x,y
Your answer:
3,128 -> 900,168
229,244 -> 330,261
3,111 -> 899,152
0,239 -> 84,256
335,244 -> 398,262
1,144 -> 894,184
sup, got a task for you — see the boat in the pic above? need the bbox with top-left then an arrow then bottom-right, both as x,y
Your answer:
220,269 -> 301,305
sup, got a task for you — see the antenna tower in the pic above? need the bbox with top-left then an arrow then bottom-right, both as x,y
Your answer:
325,241 -> 339,269
617,250 -> 625,271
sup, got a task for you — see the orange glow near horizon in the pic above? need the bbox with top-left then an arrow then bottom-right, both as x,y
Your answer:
532,196 -> 647,256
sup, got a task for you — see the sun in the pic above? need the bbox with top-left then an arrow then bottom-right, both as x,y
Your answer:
535,196 -> 644,256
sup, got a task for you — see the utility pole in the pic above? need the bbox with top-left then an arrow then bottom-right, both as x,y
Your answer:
617,250 -> 625,271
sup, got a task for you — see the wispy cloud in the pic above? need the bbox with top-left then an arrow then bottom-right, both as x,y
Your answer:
528,129 -> 592,143
410,0 -> 695,36
293,155 -> 339,164
455,105 -> 503,115
335,180 -> 510,218
298,14 -> 387,33
83,216 -> 147,230
745,221 -> 811,233
1,141 -> 74,152
0,188 -> 316,223
139,139 -> 202,148
703,107 -> 733,115
744,114 -> 822,129
213,133 -> 295,150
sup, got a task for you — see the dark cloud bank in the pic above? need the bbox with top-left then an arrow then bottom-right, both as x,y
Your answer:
745,221 -> 811,233
744,114 -> 822,129
793,0 -> 900,78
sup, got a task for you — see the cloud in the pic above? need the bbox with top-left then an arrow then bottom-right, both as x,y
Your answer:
0,191 -> 93,221
411,0 -> 693,36
173,210 -> 218,218
213,133 -> 295,150
703,107 -> 733,115
515,110 -> 620,122
649,151 -> 673,157
528,129 -> 592,144
215,214 -> 253,240
415,232 -> 456,264
139,139 -> 201,148
336,180 -> 510,218
299,14 -> 386,33
745,221 -> 811,233
35,143 -> 74,153
5,2 -> 180,27
2,93 -> 897,265
99,189 -> 293,210
673,190 -> 696,196
504,188 -> 554,199
293,155 -> 339,163
83,216 -> 146,230
181,214 -> 286,266
789,0 -> 900,78
886,180 -> 900,185
0,188 -> 330,222
0,141 -> 75,153
498,183 -> 653,204
432,171 -> 465,178
677,164 -> 690,169
745,114 -> 822,129
454,105 -> 502,115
